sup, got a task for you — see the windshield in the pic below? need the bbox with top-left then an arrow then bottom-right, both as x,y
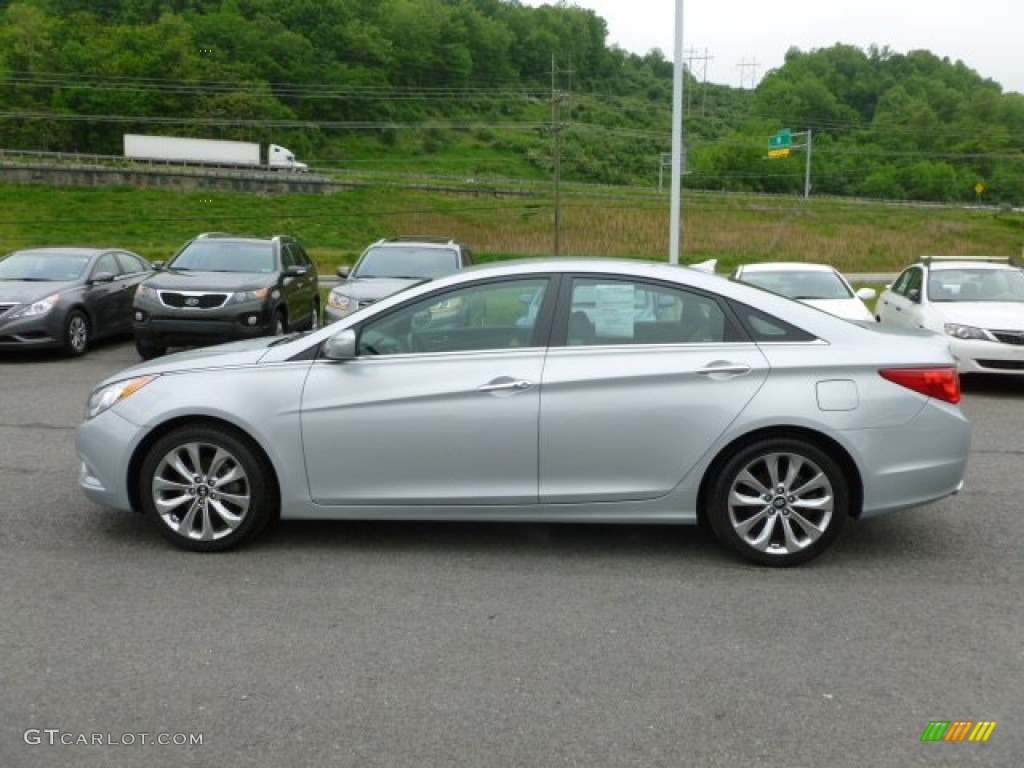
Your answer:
169,241 -> 275,273
0,251 -> 90,281
928,268 -> 1024,302
353,246 -> 458,279
739,269 -> 853,300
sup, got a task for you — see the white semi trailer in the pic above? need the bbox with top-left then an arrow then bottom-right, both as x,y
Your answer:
123,134 -> 308,171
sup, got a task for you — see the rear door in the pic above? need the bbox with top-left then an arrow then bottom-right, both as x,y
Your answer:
539,276 -> 770,503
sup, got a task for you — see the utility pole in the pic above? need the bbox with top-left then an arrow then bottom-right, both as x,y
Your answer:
669,0 -> 684,264
550,55 -> 572,257
683,47 -> 713,116
737,58 -> 760,89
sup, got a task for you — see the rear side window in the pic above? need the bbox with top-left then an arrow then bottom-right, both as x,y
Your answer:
729,301 -> 818,342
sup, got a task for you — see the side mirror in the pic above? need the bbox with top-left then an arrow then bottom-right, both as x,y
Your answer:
336,265 -> 351,279
907,288 -> 921,303
855,287 -> 877,301
90,272 -> 115,284
152,261 -> 165,270
322,329 -> 357,361
285,265 -> 308,277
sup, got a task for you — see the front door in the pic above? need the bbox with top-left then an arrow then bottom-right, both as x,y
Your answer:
301,277 -> 553,506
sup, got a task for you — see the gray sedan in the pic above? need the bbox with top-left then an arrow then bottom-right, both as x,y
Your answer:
76,259 -> 971,566
0,247 -> 153,356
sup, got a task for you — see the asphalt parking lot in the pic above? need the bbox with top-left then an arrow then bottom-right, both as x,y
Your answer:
1,338 -> 1021,768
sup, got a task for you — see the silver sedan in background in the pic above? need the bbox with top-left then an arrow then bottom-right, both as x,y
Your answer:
76,259 -> 970,566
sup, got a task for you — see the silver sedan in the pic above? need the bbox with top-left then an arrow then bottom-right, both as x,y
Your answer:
76,259 -> 971,566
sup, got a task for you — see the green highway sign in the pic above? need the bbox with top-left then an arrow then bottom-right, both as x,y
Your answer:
769,129 -> 792,148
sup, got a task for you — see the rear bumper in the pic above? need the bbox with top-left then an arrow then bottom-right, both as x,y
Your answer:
846,399 -> 971,519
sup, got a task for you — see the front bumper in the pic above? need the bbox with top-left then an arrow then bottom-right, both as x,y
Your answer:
132,297 -> 275,346
0,310 -> 63,349
949,336 -> 1024,374
76,408 -> 146,513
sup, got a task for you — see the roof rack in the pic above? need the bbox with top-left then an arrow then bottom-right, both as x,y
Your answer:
383,236 -> 456,245
918,255 -> 1012,265
196,232 -> 239,239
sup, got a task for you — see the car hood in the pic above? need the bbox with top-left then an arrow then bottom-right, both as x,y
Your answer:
801,297 -> 874,322
0,280 -> 77,304
932,302 -> 1024,331
333,277 -> 425,301
104,337 -> 284,385
144,270 -> 276,292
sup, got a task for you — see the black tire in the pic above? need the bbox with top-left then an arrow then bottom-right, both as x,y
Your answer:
63,309 -> 90,357
310,299 -> 321,331
135,338 -> 167,360
138,424 -> 276,552
706,436 -> 848,567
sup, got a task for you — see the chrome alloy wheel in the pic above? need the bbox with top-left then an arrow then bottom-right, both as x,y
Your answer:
726,451 -> 834,557
151,441 -> 251,542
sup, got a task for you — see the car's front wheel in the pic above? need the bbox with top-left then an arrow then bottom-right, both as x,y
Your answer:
63,309 -> 90,356
139,424 -> 276,552
135,339 -> 166,360
706,436 -> 848,567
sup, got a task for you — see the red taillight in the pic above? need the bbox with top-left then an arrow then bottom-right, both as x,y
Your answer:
879,367 -> 961,404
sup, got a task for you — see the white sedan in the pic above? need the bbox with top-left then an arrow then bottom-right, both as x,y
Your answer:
875,256 -> 1024,375
731,262 -> 876,322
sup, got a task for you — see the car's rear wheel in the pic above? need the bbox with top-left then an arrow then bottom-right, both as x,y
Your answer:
139,425 -> 275,552
135,339 -> 166,360
707,437 -> 847,567
63,310 -> 90,356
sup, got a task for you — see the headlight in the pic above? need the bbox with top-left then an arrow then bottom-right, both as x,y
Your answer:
85,375 -> 157,420
944,323 -> 989,341
230,287 -> 272,304
8,293 -> 60,319
135,284 -> 158,301
328,291 -> 356,312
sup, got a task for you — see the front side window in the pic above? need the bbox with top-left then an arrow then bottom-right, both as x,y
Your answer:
564,278 -> 729,346
358,278 -> 549,356
894,268 -> 923,300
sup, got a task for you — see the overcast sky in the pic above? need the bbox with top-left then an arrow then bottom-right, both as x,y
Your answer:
520,0 -> 1022,94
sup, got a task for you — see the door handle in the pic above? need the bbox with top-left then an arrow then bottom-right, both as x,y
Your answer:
478,378 -> 534,393
696,363 -> 751,377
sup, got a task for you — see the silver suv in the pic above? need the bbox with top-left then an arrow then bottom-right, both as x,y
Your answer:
325,236 -> 473,323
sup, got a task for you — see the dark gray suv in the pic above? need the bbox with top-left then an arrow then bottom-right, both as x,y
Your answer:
132,233 -> 319,359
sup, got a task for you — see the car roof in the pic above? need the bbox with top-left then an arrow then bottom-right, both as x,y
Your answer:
917,256 -> 1016,270
369,238 -> 462,250
11,247 -> 109,257
737,262 -> 837,273
925,261 -> 1017,271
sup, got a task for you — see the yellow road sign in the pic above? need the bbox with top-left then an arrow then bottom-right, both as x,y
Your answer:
768,148 -> 791,158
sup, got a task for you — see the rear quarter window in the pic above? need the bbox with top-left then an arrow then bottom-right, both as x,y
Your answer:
729,301 -> 818,342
